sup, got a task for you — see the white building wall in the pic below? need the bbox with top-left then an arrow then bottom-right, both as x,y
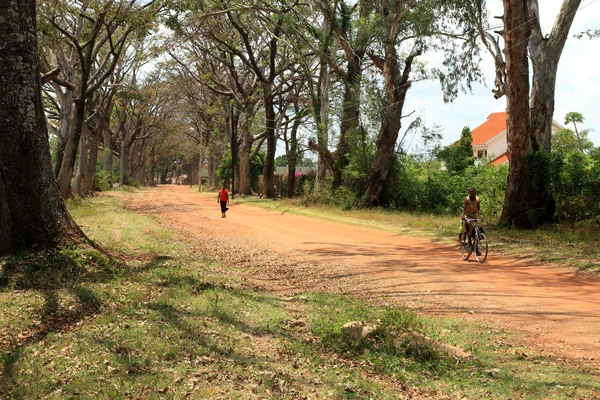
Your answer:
486,132 -> 507,158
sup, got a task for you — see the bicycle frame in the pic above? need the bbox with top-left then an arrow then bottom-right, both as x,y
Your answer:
460,217 -> 488,263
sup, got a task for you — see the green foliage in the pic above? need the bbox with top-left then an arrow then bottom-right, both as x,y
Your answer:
547,148 -> 600,223
218,149 -> 266,181
250,149 -> 266,180
217,152 -> 233,180
93,169 -> 112,192
275,154 -> 288,167
436,126 -> 475,173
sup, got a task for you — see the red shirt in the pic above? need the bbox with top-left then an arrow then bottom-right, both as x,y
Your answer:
219,188 -> 228,201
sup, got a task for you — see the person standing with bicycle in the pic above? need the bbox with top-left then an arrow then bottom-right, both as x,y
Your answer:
458,188 -> 481,246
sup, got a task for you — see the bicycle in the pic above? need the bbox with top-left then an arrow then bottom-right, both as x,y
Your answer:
459,218 -> 488,263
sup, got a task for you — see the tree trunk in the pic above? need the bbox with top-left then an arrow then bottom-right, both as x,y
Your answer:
119,129 -> 129,185
286,113 -> 302,198
261,84 -> 276,198
315,60 -> 330,187
500,0 -> 535,227
57,96 -> 86,197
0,0 -> 81,256
238,99 -> 259,195
363,44 -> 418,206
74,125 -> 89,197
85,131 -> 99,192
102,109 -> 113,174
54,89 -> 74,177
239,130 -> 253,195
197,141 -> 203,191
149,153 -> 156,186
500,0 -> 581,227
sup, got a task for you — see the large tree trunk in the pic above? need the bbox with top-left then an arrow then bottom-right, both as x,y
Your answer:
57,96 -> 86,198
500,0 -> 581,227
0,0 -> 81,256
286,116 -> 301,198
238,103 -> 255,195
261,84 -> 277,198
102,108 -> 114,174
54,88 -> 74,177
119,129 -> 129,185
85,131 -> 99,192
315,60 -> 330,187
149,153 -> 156,186
500,0 -> 535,227
74,125 -> 89,197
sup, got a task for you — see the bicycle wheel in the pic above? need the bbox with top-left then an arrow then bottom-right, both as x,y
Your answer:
460,237 -> 471,260
475,232 -> 488,263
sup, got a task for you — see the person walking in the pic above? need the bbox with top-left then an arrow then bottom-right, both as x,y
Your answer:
217,184 -> 230,218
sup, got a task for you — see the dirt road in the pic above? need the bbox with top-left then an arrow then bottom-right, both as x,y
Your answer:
123,185 -> 600,367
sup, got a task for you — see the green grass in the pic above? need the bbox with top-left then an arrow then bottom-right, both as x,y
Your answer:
232,195 -> 600,271
0,189 -> 598,399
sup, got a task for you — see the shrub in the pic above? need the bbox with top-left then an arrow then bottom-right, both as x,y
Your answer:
93,170 -> 112,192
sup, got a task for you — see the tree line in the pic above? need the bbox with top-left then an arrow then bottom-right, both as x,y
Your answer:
0,0 -> 597,256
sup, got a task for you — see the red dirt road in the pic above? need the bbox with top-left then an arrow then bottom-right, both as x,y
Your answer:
125,185 -> 600,367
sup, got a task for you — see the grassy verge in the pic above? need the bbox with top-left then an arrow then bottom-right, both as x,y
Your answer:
0,190 -> 598,399
231,195 -> 600,272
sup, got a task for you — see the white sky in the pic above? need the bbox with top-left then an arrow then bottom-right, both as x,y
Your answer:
404,0 -> 600,148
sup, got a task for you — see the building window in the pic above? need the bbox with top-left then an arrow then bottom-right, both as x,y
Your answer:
477,150 -> 487,158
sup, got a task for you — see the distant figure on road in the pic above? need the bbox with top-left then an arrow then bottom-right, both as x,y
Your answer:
218,184 -> 230,218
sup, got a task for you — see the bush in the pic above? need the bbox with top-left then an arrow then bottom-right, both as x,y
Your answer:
93,170 -> 112,192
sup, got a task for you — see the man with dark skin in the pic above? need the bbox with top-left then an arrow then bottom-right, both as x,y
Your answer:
458,187 -> 481,246
217,184 -> 230,218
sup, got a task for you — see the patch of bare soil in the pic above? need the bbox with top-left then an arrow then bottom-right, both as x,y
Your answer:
118,185 -> 600,372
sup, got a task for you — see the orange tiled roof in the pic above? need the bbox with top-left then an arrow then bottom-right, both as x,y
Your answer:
471,112 -> 506,146
490,152 -> 508,165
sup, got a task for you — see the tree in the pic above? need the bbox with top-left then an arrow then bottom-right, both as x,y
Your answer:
478,0 -> 583,227
0,0 -> 82,256
39,0 -> 160,198
275,155 -> 288,166
564,112 -> 590,153
362,0 -> 482,206
437,127 -> 475,173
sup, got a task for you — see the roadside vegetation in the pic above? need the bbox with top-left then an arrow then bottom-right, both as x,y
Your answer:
236,195 -> 600,272
1,190 -> 598,399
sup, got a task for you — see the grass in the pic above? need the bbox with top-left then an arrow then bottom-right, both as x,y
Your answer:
232,195 -> 600,271
0,189 -> 598,399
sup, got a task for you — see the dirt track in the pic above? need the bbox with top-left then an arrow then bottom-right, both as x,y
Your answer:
122,185 -> 600,368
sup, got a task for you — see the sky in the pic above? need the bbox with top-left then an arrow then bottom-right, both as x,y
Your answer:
403,0 -> 600,149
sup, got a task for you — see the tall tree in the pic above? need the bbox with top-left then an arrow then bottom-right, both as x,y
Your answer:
0,0 -> 82,256
40,0 -> 159,198
363,0 -> 481,206
437,126 -> 475,173
564,112 -> 586,153
478,0 -> 583,227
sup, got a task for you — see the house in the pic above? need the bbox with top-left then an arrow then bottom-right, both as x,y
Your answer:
470,112 -> 564,165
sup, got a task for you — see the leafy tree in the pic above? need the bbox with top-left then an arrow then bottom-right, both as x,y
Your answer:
275,155 -> 288,167
476,0 -> 583,227
436,127 -> 475,173
564,112 -> 593,153
218,149 -> 265,183
0,0 -> 83,255
362,0 -> 483,206
552,128 -> 594,157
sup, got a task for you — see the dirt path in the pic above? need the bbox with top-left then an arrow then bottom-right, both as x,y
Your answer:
122,185 -> 600,368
